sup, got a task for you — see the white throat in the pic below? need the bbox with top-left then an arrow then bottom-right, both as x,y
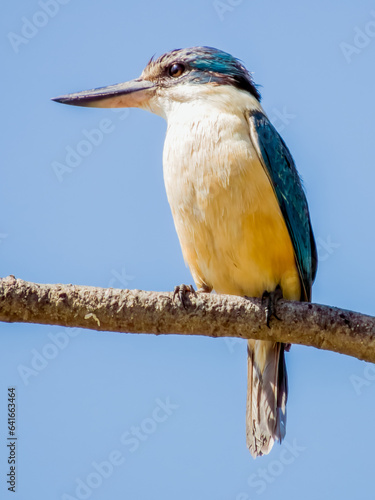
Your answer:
143,82 -> 263,121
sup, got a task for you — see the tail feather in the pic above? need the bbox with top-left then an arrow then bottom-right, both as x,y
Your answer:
246,340 -> 288,458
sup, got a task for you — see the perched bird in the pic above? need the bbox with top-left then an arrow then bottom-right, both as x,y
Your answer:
53,46 -> 317,457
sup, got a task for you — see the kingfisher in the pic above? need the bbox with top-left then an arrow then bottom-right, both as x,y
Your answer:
53,46 -> 317,458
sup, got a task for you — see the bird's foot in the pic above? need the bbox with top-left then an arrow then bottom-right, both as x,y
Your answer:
261,285 -> 283,328
173,284 -> 196,309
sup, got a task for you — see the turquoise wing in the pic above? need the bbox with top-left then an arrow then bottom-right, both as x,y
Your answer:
248,110 -> 317,301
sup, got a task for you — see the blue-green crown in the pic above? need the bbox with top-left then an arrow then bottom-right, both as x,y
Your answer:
146,46 -> 261,101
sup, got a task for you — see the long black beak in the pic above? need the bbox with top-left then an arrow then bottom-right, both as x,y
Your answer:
52,78 -> 156,108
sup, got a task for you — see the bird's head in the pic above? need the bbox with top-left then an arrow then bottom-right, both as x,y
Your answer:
52,46 -> 261,118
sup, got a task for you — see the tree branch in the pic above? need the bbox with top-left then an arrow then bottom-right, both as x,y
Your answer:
0,275 -> 374,363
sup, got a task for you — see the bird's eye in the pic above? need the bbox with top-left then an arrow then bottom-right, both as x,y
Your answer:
169,63 -> 185,78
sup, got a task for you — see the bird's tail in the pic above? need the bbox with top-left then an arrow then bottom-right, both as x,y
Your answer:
246,340 -> 288,458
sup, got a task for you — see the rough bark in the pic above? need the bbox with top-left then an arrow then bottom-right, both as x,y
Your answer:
0,275 -> 374,363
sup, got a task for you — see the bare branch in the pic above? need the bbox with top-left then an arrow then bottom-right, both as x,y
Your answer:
0,275 -> 374,363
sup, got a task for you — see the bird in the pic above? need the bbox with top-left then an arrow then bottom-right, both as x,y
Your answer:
52,46 -> 317,457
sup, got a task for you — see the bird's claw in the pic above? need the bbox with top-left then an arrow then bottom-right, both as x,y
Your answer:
173,284 -> 196,309
261,285 -> 283,328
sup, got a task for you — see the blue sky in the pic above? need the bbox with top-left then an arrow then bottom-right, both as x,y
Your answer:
1,1 -> 375,499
